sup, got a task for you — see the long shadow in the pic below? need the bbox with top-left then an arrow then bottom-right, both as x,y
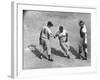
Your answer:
28,45 -> 83,59
69,46 -> 84,59
51,48 -> 65,57
69,46 -> 79,57
28,44 -> 47,60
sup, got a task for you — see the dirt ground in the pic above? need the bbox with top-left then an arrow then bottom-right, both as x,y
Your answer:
23,10 -> 91,69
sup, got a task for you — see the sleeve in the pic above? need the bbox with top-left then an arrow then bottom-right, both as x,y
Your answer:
82,25 -> 87,33
39,29 -> 43,45
65,30 -> 68,42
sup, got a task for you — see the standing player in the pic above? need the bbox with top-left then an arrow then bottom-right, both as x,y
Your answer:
54,26 -> 70,59
39,21 -> 54,61
79,20 -> 88,60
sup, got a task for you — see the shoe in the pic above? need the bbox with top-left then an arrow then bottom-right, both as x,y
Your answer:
47,55 -> 53,62
82,57 -> 87,60
66,55 -> 70,59
76,56 -> 81,59
48,58 -> 53,62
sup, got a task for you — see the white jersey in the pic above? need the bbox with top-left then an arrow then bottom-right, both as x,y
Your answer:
82,25 -> 87,44
41,26 -> 52,39
82,25 -> 87,34
56,29 -> 68,42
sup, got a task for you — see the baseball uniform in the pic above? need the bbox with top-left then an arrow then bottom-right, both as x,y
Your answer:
55,29 -> 70,57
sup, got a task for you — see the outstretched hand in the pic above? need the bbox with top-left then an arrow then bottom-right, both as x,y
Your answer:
50,33 -> 56,39
53,35 -> 57,39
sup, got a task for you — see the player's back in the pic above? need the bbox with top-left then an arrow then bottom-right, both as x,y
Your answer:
41,26 -> 51,40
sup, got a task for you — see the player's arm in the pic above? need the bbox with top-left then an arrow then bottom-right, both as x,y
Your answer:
47,31 -> 54,39
50,33 -> 54,38
65,33 -> 68,42
82,25 -> 87,38
54,31 -> 59,38
39,30 -> 42,45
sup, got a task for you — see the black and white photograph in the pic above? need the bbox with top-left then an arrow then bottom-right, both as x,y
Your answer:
23,10 -> 91,69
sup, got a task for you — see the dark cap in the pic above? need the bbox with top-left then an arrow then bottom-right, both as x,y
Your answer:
59,26 -> 63,30
47,21 -> 53,27
79,20 -> 84,26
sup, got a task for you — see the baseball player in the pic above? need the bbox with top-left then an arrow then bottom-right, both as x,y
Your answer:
39,21 -> 54,61
79,20 -> 88,60
54,26 -> 70,59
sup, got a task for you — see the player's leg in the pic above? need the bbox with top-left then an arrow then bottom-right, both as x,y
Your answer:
39,46 -> 43,59
77,44 -> 82,59
78,38 -> 86,60
84,38 -> 88,59
85,48 -> 88,59
46,39 -> 53,61
40,38 -> 46,59
83,43 -> 88,60
65,42 -> 70,55
79,39 -> 83,58
77,39 -> 83,59
60,42 -> 70,59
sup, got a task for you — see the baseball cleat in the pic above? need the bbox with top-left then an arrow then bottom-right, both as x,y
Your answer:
48,58 -> 54,62
66,55 -> 70,59
64,55 -> 70,59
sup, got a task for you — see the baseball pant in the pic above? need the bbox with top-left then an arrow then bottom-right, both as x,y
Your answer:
60,42 -> 69,56
40,38 -> 51,56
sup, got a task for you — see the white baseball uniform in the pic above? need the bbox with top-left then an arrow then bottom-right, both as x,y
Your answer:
79,24 -> 88,59
55,29 -> 69,56
40,26 -> 52,55
82,25 -> 88,53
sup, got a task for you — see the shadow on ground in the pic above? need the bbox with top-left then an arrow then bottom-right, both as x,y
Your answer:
69,46 -> 84,59
51,48 -> 65,57
52,46 -> 81,58
28,44 -> 84,59
69,46 -> 79,58
29,44 -> 47,60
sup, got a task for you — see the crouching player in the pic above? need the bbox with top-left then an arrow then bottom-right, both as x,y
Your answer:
79,20 -> 88,60
54,26 -> 70,59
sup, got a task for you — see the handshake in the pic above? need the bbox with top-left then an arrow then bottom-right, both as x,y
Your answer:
50,33 -> 57,39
